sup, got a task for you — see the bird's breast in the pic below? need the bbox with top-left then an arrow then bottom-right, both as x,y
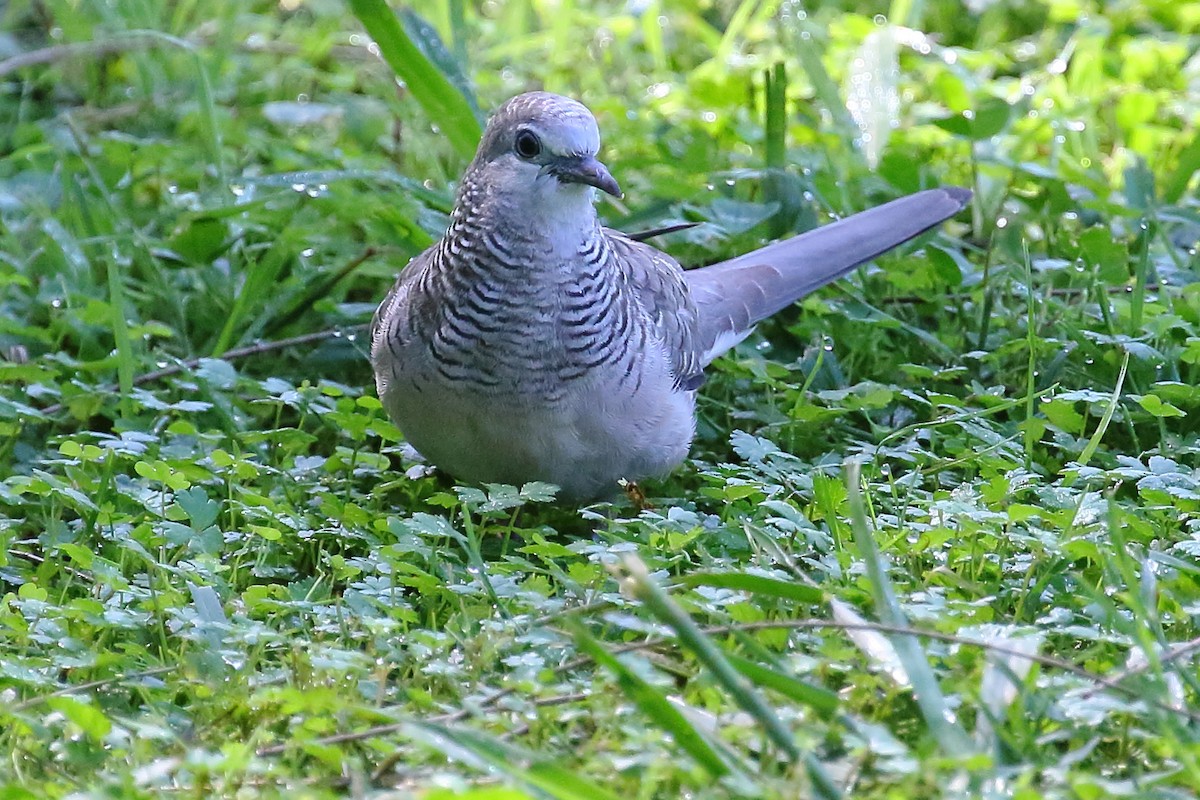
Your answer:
414,241 -> 642,400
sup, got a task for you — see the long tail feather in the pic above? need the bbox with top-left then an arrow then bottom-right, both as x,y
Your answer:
686,186 -> 971,363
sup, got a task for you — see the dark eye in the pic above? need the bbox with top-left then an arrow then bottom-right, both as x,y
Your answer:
514,130 -> 542,159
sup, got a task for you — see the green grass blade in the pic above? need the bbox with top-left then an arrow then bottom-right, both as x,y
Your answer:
888,0 -> 923,28
1076,350 -> 1130,468
211,234 -> 293,356
65,182 -> 136,419
1162,132 -> 1200,204
845,462 -> 972,758
680,571 -> 823,604
569,621 -> 734,779
398,8 -> 481,119
1023,241 -> 1037,470
346,0 -> 481,160
622,556 -> 843,799
403,720 -> 624,800
783,8 -> 859,149
622,555 -> 799,759
829,598 -> 905,684
724,652 -> 840,719
102,249 -> 136,419
764,61 -> 786,172
715,0 -> 769,62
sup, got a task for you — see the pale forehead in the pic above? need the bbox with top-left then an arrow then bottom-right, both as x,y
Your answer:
490,92 -> 600,154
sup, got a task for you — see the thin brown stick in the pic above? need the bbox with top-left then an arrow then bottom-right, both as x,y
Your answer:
263,247 -> 379,336
0,30 -> 384,79
9,666 -> 175,713
1078,633 -> 1200,700
0,33 -> 171,78
882,283 -> 1167,306
369,691 -> 593,779
37,325 -> 366,417
257,615 -> 1200,761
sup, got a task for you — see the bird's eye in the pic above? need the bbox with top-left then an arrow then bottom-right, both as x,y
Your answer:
514,130 -> 542,159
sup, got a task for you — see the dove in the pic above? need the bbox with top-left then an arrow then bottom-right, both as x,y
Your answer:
371,92 -> 970,500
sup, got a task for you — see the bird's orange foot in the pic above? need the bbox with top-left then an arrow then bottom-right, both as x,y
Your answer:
618,479 -> 654,511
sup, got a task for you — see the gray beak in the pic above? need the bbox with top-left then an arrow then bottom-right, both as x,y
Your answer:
550,155 -> 622,198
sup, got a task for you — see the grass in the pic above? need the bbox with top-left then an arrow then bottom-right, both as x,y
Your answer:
2,0 -> 1200,797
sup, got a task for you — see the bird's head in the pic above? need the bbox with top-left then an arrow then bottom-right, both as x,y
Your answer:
466,92 -> 622,209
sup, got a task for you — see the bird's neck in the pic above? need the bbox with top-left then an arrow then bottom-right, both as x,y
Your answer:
451,169 -> 604,263
415,169 -> 630,398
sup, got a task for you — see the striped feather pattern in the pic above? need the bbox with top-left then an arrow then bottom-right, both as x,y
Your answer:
390,173 -> 651,405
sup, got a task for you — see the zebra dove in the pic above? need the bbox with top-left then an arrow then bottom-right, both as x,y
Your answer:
371,92 -> 970,500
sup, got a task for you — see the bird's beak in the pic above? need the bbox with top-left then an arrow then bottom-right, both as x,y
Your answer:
550,155 -> 622,198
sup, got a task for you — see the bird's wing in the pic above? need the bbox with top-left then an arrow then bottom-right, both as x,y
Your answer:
685,186 -> 971,364
370,245 -> 437,363
607,231 -> 706,391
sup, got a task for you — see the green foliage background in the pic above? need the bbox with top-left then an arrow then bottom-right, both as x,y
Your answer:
2,0 -> 1200,797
